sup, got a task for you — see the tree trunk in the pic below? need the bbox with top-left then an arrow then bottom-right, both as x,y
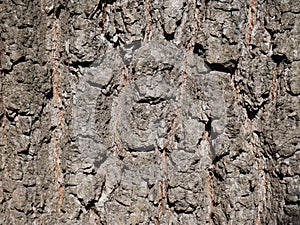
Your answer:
0,0 -> 299,224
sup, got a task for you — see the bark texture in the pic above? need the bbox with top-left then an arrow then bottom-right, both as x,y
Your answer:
0,0 -> 299,224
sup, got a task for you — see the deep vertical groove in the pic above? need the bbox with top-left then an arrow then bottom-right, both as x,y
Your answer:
111,65 -> 127,158
271,69 -> 277,103
208,173 -> 215,224
145,0 -> 152,41
245,114 -> 268,224
188,0 -> 199,51
51,11 -> 64,212
101,0 -> 108,33
155,179 -> 166,225
246,0 -> 255,44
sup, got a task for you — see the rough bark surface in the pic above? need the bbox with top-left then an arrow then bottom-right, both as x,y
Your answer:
0,0 -> 299,224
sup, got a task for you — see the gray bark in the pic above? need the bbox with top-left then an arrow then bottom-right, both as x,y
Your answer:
0,0 -> 299,224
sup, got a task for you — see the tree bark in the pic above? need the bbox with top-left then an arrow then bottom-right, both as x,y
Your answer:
0,0 -> 299,224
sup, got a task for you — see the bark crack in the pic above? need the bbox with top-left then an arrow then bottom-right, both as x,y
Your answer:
144,0 -> 152,41
51,10 -> 64,212
246,0 -> 256,44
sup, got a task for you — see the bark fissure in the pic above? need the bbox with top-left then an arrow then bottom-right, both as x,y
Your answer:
51,8 -> 64,212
